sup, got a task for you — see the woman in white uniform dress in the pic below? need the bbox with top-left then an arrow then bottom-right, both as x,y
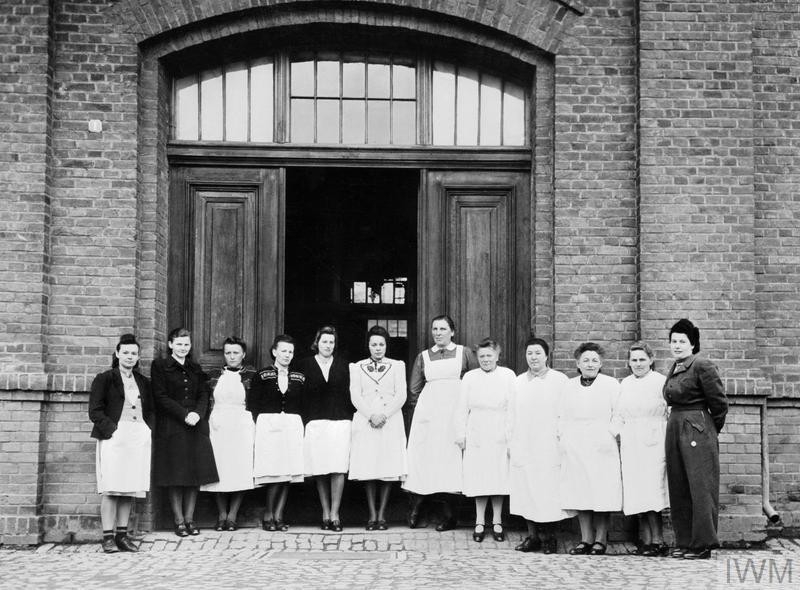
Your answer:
88,334 -> 153,553
613,341 -> 669,556
349,325 -> 407,530
200,337 -> 255,532
509,336 -> 574,555
559,342 -> 622,556
455,338 -> 515,543
248,334 -> 305,532
404,314 -> 478,530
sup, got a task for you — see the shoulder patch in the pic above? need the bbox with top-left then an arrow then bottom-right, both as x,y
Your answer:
259,368 -> 277,380
289,372 -> 305,383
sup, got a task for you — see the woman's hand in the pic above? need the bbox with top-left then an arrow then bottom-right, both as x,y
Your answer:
455,437 -> 466,450
369,414 -> 387,429
185,411 -> 200,426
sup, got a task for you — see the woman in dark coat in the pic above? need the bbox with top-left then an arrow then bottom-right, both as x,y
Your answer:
299,326 -> 353,532
89,333 -> 153,553
663,319 -> 728,560
151,327 -> 219,537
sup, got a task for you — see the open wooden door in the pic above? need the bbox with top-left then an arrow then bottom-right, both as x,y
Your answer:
420,170 -> 530,371
168,167 -> 283,369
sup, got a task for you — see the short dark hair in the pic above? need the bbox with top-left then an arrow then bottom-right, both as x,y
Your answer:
669,318 -> 700,354
270,334 -> 296,358
476,337 -> 501,355
311,326 -> 337,353
573,342 -> 605,360
112,333 -> 140,368
367,325 -> 390,351
628,341 -> 655,371
430,314 -> 456,332
167,327 -> 191,343
524,335 -> 550,358
223,336 -> 247,354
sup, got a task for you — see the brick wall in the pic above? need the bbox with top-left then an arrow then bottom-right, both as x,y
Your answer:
552,0 -> 640,374
753,2 -> 800,399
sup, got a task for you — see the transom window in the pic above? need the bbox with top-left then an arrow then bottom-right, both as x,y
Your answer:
172,52 -> 528,146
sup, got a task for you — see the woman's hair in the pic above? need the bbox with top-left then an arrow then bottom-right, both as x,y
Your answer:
311,326 -> 337,353
628,341 -> 655,371
223,336 -> 247,354
573,341 -> 605,360
367,325 -> 390,351
524,335 -> 550,359
112,333 -> 140,368
167,327 -> 191,343
270,334 -> 296,358
669,318 -> 700,354
476,337 -> 501,355
430,314 -> 456,332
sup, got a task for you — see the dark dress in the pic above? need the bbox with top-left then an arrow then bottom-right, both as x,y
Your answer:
662,354 -> 728,550
151,356 -> 219,487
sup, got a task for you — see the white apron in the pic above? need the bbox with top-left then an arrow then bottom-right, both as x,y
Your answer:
403,345 -> 464,495
253,413 -> 304,484
96,421 -> 151,497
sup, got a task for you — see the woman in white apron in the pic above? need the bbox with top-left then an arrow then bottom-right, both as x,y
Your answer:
89,334 -> 153,553
403,314 -> 478,530
200,337 -> 256,531
509,336 -> 574,554
613,341 -> 669,556
248,334 -> 305,531
455,338 -> 515,543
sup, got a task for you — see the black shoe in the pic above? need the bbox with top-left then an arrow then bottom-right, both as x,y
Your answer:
330,520 -> 343,532
514,536 -> 541,552
366,520 -> 377,531
589,542 -> 606,555
492,524 -> 505,542
214,520 -> 226,532
407,510 -> 420,529
185,522 -> 200,536
226,520 -> 238,532
174,523 -> 189,538
670,547 -> 687,558
275,520 -> 289,532
435,517 -> 457,532
101,538 -> 119,553
543,537 -> 558,555
115,535 -> 139,552
377,520 -> 388,531
684,548 -> 712,560
472,525 -> 485,543
640,543 -> 658,557
262,519 -> 276,532
569,542 -> 591,555
321,519 -> 331,531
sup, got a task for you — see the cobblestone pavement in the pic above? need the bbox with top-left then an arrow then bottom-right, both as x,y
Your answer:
1,529 -> 798,590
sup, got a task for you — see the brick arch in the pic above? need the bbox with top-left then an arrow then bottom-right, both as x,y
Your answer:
114,0 -> 584,55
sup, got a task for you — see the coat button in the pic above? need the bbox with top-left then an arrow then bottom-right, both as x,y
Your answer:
690,441 -> 697,447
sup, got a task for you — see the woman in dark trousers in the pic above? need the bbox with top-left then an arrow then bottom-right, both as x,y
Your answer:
299,326 -> 354,532
151,327 -> 219,537
663,319 -> 728,560
89,334 -> 153,553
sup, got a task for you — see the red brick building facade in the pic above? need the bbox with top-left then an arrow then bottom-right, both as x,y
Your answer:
1,0 -> 798,544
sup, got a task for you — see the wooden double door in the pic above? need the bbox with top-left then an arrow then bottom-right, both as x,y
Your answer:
169,166 -> 530,371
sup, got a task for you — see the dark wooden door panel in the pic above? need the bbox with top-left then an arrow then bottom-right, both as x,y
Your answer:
422,170 -> 530,371
169,167 -> 283,369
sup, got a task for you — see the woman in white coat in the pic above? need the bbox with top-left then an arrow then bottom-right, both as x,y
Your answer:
509,336 -> 574,554
614,342 -> 669,556
349,325 -> 407,530
559,342 -> 622,556
455,338 -> 516,543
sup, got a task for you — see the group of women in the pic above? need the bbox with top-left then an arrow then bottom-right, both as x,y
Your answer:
88,316 -> 727,560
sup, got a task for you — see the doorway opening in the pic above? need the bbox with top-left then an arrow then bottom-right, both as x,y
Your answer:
285,167 -> 418,365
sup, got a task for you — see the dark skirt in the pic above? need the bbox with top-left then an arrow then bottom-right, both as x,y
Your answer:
152,416 -> 219,487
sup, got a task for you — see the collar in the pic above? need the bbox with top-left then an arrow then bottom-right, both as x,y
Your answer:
671,354 -> 696,374
431,342 -> 457,353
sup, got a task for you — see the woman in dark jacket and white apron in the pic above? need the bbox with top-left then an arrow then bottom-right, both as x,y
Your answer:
89,334 -> 154,553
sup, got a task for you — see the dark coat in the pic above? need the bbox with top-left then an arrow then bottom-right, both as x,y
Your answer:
88,368 -> 153,440
662,354 -> 728,432
247,366 -> 305,419
150,356 -> 218,487
297,356 -> 354,424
